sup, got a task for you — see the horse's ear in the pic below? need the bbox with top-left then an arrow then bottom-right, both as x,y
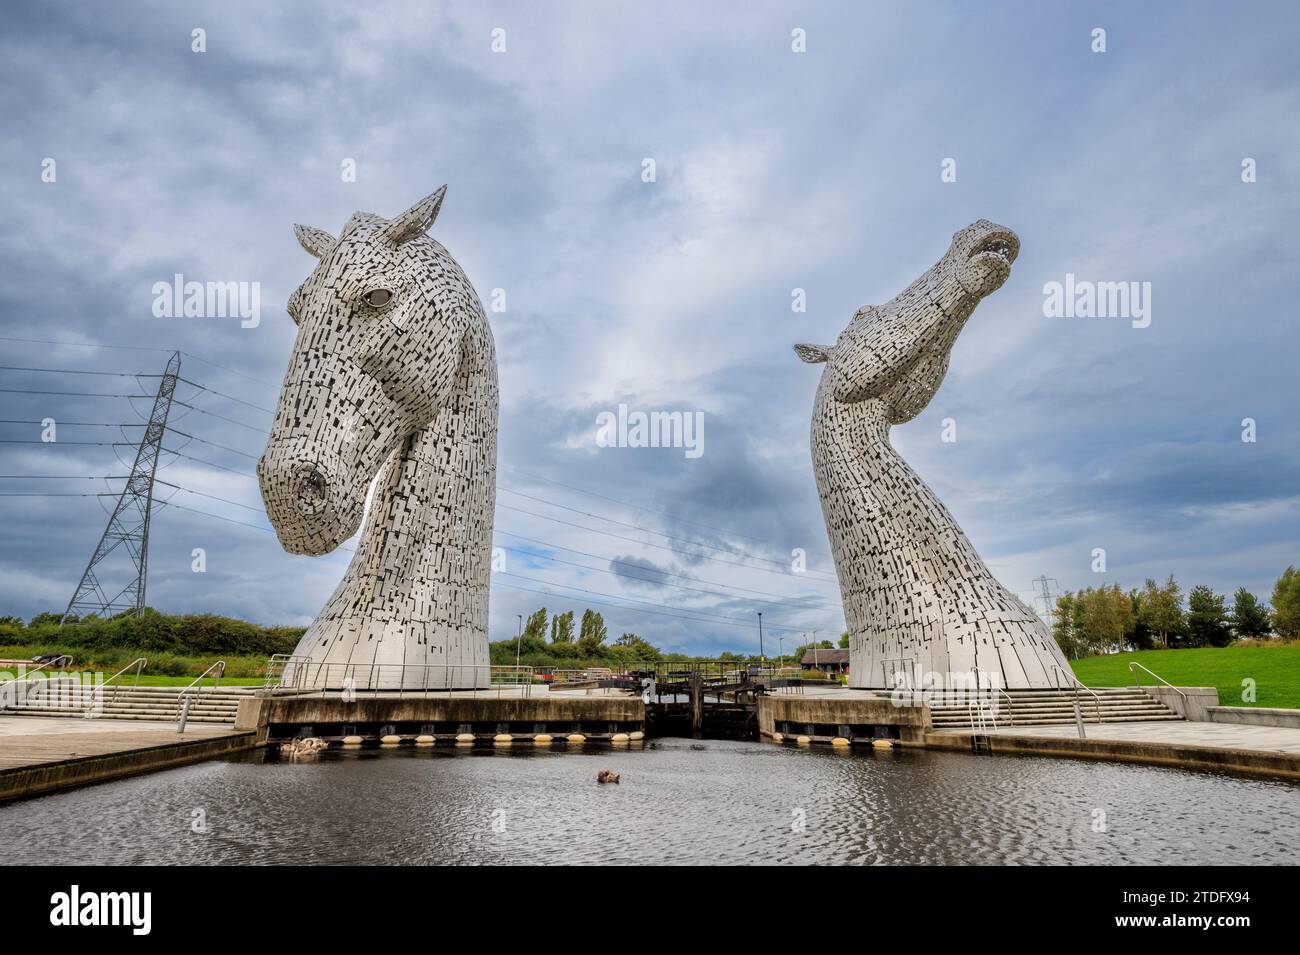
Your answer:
294,224 -> 336,259
382,185 -> 447,246
794,343 -> 833,363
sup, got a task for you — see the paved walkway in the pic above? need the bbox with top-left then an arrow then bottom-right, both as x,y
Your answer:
0,715 -> 239,772
971,719 -> 1300,756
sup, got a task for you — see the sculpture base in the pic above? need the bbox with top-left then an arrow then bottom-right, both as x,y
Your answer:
281,618 -> 491,691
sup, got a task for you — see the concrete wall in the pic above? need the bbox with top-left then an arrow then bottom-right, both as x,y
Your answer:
925,728 -> 1300,782
0,732 -> 254,804
1140,686 -> 1219,721
757,695 -> 930,743
1206,706 -> 1300,729
1138,687 -> 1300,728
238,693 -> 645,743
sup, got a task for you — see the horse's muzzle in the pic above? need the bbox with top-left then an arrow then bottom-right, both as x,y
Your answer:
257,447 -> 361,555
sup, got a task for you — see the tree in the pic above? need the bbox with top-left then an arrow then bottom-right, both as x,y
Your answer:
577,609 -> 608,654
1125,588 -> 1156,650
1052,593 -> 1079,658
1089,585 -> 1132,653
838,632 -> 849,649
1137,576 -> 1184,648
1229,588 -> 1271,640
1271,566 -> 1300,638
523,608 -> 548,641
550,610 -> 575,644
1186,585 -> 1231,648
610,634 -> 661,661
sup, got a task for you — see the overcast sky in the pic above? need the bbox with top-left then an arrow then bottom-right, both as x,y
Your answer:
2,1 -> 1297,656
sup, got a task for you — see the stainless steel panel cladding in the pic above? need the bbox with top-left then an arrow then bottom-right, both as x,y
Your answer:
795,221 -> 1071,690
259,186 -> 498,690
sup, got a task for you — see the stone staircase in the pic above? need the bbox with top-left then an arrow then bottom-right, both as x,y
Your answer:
928,686 -> 1182,730
3,684 -> 252,724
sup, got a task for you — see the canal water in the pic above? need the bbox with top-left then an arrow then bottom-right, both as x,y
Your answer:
4,739 -> 1295,864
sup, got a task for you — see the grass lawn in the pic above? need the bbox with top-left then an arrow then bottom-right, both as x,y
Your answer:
1071,645 -> 1300,710
94,675 -> 263,687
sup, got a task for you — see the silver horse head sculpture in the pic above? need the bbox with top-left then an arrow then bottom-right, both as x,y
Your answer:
797,220 -> 1072,690
259,186 -> 499,689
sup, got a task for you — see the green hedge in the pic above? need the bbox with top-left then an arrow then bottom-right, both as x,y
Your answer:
0,609 -> 302,658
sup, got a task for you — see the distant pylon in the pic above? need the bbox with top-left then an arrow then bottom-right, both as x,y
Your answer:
1030,574 -> 1060,629
61,351 -> 180,624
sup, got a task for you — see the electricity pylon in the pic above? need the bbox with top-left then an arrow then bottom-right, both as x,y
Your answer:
62,351 -> 180,624
1031,574 -> 1060,630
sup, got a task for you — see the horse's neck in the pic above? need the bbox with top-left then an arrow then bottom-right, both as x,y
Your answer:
813,386 -> 989,581
346,327 -> 499,609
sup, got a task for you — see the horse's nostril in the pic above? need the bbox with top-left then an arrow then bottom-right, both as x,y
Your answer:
296,466 -> 329,511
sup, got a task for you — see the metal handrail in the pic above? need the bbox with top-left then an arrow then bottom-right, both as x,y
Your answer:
968,696 -> 996,732
177,660 -> 226,717
263,660 -> 535,698
1048,663 -> 1103,724
1128,661 -> 1187,700
264,653 -> 311,689
970,666 -> 1015,727
89,657 -> 147,715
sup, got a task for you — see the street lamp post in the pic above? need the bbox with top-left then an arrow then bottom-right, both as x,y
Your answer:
757,611 -> 764,661
515,613 -> 523,668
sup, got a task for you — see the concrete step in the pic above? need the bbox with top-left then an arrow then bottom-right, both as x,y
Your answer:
925,692 -> 1156,703
925,685 -> 1183,728
930,704 -> 1171,715
91,690 -> 253,699
4,707 -> 235,724
8,687 -> 243,724
12,700 -> 238,713
933,714 -> 1185,727
10,696 -> 237,712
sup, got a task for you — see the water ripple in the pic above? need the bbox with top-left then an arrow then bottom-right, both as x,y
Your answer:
4,740 -> 1296,865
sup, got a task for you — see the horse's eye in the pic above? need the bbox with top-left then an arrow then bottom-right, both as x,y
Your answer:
363,288 -> 392,308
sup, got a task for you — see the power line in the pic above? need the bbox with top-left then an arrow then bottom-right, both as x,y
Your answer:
0,340 -> 839,611
0,336 -> 174,354
144,476 -> 829,611
152,478 -> 264,513
0,364 -> 160,378
3,366 -> 830,584
119,425 -> 837,588
170,400 -> 269,434
0,475 -> 127,480
160,447 -> 256,476
501,542 -> 833,612
153,498 -> 811,633
0,439 -> 137,447
0,419 -> 142,428
0,492 -> 115,497
507,466 -> 797,552
164,426 -> 259,459
0,336 -> 282,390
0,389 -> 153,399
497,529 -> 836,608
497,501 -> 825,584
178,377 -> 275,415
9,379 -> 827,584
497,485 -> 829,577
